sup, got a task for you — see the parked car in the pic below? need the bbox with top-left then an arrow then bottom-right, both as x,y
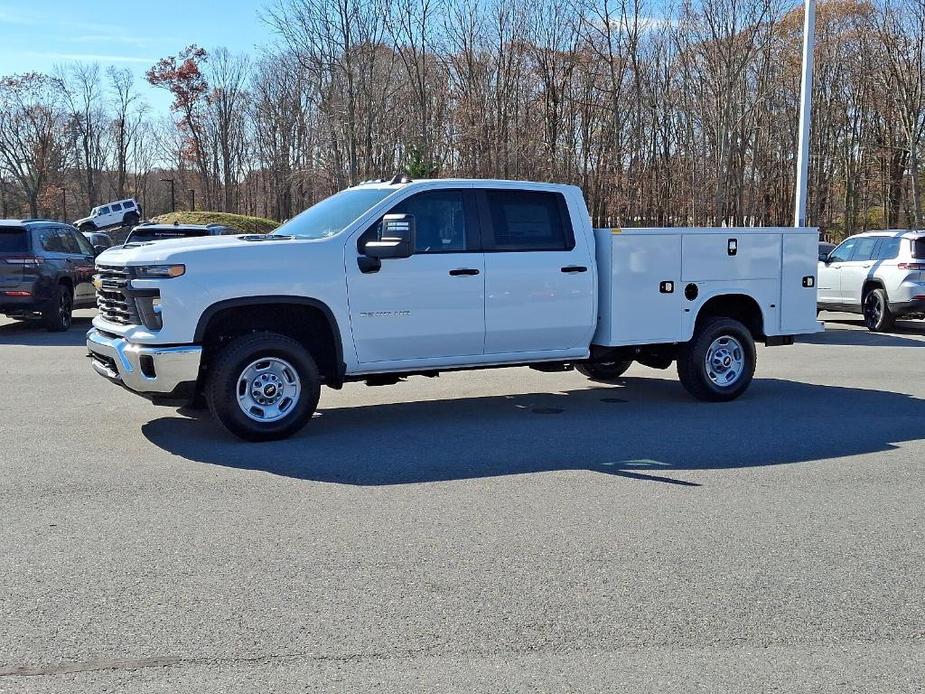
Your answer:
86,178 -> 821,441
818,230 -> 925,331
83,231 -> 114,250
122,223 -> 233,245
74,198 -> 141,232
0,219 -> 100,331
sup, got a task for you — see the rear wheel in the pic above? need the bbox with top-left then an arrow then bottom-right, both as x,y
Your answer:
43,284 -> 73,332
863,288 -> 895,332
206,332 -> 321,441
576,360 -> 632,383
677,317 -> 755,402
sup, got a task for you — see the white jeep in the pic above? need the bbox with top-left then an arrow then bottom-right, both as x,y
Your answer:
75,198 -> 141,232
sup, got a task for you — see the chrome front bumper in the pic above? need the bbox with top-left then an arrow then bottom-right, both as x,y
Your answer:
86,328 -> 202,396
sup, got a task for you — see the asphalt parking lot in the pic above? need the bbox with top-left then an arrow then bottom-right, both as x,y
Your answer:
1,311 -> 923,693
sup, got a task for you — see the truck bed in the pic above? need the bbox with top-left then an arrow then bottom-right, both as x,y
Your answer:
592,227 -> 821,347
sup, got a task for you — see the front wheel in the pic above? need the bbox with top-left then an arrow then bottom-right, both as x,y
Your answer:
677,317 -> 756,402
863,288 -> 895,332
576,360 -> 632,383
123,211 -> 139,227
206,332 -> 321,441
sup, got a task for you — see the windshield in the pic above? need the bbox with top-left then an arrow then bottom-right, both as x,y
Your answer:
127,228 -> 210,243
273,188 -> 396,240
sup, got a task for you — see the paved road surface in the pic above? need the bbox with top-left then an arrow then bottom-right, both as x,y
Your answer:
1,311 -> 923,692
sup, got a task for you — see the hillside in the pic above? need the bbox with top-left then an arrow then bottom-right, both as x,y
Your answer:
149,211 -> 280,234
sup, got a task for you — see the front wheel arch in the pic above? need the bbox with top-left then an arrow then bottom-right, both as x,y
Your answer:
196,296 -> 345,386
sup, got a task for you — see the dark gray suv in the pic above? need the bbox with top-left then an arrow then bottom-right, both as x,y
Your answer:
0,219 -> 101,331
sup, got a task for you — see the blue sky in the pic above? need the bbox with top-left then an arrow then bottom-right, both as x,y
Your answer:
0,0 -> 273,113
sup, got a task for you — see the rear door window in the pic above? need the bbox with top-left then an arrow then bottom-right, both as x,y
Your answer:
111,203 -> 122,212
849,237 -> 879,261
38,228 -> 67,253
0,227 -> 28,252
483,190 -> 574,252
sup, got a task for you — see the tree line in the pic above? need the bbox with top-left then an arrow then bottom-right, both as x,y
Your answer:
0,0 -> 922,238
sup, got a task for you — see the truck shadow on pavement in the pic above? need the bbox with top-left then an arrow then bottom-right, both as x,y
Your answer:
800,319 -> 925,348
0,316 -> 93,347
141,377 -> 925,486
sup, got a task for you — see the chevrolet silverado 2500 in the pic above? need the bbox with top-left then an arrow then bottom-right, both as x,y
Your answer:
87,179 -> 822,440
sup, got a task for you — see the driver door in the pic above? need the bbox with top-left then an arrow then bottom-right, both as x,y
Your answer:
817,237 -> 855,306
345,188 -> 485,365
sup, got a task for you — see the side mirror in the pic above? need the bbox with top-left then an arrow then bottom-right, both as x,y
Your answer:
819,252 -> 830,262
93,244 -> 108,256
364,213 -> 415,259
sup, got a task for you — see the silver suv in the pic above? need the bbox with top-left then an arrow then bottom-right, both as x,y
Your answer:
818,230 -> 925,331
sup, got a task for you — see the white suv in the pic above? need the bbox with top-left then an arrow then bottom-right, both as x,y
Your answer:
75,198 -> 141,232
818,230 -> 925,331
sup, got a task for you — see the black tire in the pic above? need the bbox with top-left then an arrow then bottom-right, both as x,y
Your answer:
863,288 -> 895,332
79,222 -> 96,233
206,332 -> 321,441
123,211 -> 139,227
576,360 -> 632,383
43,284 -> 73,332
677,317 -> 756,402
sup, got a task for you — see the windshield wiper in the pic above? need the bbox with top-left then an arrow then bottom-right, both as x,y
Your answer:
241,234 -> 295,242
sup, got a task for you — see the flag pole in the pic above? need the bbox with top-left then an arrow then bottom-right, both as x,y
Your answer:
794,0 -> 816,227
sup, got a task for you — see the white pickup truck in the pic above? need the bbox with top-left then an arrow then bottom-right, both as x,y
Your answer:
87,178 -> 821,440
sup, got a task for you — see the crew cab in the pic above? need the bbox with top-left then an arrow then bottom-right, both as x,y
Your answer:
86,179 -> 821,440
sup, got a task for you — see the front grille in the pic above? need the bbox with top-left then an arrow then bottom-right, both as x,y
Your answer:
96,264 -> 139,325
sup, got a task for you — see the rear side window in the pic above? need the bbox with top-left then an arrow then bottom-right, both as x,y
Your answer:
877,237 -> 902,260
484,190 -> 573,252
850,237 -> 879,261
123,200 -> 135,209
912,238 -> 925,259
0,226 -> 28,252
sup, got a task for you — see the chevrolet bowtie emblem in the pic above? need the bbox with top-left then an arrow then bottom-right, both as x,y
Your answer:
92,275 -> 103,290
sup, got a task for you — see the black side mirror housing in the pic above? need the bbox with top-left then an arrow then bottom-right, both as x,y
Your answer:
365,214 -> 415,260
93,244 -> 108,256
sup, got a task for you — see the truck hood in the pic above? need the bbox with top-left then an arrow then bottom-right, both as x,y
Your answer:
96,234 -> 305,265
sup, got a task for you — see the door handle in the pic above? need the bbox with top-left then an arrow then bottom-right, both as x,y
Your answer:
449,268 -> 479,276
561,265 -> 587,273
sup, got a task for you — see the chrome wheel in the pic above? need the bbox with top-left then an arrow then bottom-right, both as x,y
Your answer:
235,357 -> 301,423
705,335 -> 744,387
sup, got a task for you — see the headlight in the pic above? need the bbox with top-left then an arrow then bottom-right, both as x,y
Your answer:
134,264 -> 185,278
